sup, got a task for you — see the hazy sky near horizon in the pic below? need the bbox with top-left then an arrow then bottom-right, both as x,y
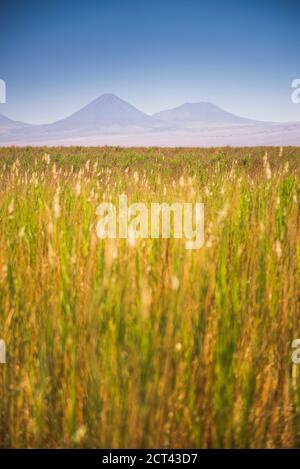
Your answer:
1,0 -> 300,124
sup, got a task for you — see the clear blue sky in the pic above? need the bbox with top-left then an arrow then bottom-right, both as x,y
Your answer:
1,0 -> 299,124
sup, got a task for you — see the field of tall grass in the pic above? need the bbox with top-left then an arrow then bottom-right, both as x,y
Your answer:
0,146 -> 299,448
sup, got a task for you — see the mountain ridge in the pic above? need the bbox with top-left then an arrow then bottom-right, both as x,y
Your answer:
1,93 -> 300,146
42,93 -> 170,132
152,101 -> 263,126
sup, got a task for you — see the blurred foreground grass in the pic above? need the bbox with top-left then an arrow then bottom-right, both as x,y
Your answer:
0,146 -> 299,448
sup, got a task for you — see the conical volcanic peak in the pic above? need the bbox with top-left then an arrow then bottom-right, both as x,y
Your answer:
47,93 -> 168,131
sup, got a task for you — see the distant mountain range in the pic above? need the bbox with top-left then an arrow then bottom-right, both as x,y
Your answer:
1,93 -> 300,146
